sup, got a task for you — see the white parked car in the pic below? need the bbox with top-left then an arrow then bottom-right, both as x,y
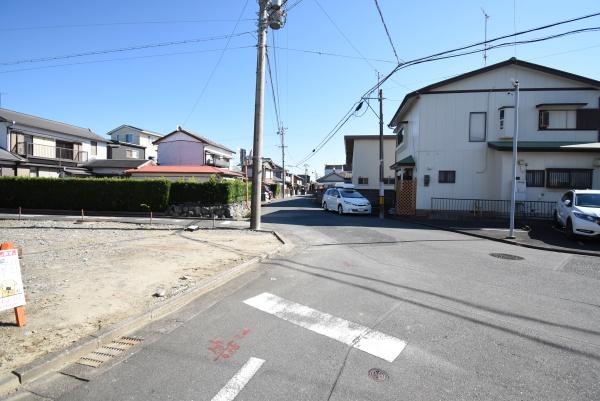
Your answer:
555,189 -> 600,237
322,186 -> 372,215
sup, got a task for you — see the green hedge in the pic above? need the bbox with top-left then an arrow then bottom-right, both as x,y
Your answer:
170,178 -> 250,205
0,176 -> 170,212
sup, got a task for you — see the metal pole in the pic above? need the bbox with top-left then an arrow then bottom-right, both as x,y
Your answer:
378,88 -> 385,219
250,0 -> 268,230
280,128 -> 285,199
508,80 -> 519,239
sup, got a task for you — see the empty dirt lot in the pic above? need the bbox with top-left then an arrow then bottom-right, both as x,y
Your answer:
0,219 -> 281,375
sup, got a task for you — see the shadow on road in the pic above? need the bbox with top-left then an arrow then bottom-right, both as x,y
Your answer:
262,257 -> 600,362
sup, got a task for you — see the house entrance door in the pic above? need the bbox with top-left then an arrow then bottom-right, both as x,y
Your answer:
395,168 -> 416,215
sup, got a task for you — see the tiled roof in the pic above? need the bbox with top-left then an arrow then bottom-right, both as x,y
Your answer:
0,108 -> 106,142
125,165 -> 242,176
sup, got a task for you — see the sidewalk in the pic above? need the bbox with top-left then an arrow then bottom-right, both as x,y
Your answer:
396,216 -> 600,256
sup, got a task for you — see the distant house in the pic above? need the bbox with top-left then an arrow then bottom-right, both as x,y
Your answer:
316,171 -> 351,186
324,163 -> 349,176
344,135 -> 397,209
154,127 -> 234,168
389,57 -> 600,216
85,159 -> 155,177
106,125 -> 162,160
243,158 -> 279,185
125,165 -> 243,181
0,108 -> 106,177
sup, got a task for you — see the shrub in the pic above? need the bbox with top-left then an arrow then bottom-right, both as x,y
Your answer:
0,176 -> 170,211
169,177 -> 250,205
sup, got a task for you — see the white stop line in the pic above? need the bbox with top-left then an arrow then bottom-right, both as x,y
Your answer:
210,357 -> 265,401
244,292 -> 406,363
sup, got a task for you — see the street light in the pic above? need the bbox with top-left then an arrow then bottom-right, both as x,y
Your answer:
507,79 -> 520,239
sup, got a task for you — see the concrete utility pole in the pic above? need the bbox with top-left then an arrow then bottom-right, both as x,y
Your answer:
378,88 -> 385,219
250,0 -> 286,230
508,80 -> 520,239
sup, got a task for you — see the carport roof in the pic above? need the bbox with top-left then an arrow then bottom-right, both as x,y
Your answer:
390,155 -> 415,170
487,141 -> 600,152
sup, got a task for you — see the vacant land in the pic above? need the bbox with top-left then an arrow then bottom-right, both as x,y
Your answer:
0,220 -> 280,375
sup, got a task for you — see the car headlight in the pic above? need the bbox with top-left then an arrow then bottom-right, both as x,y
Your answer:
573,211 -> 597,222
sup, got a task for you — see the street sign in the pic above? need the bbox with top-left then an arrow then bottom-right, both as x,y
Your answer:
0,248 -> 26,312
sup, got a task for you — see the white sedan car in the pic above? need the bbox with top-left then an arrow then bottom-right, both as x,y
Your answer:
555,189 -> 600,237
322,187 -> 372,215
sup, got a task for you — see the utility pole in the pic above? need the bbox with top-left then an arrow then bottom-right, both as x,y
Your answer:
278,127 -> 287,198
250,0 -> 286,230
378,88 -> 385,219
507,80 -> 520,239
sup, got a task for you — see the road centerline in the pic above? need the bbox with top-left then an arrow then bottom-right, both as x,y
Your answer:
210,357 -> 265,401
243,292 -> 407,363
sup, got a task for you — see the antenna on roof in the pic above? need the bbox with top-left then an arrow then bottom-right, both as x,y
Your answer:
176,125 -> 182,131
481,8 -> 490,66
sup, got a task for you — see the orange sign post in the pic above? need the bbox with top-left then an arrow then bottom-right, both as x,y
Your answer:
0,242 -> 26,327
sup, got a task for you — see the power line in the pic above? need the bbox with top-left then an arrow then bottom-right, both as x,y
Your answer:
295,13 -> 600,165
266,49 -> 282,130
0,31 -> 254,66
0,19 -> 256,31
271,45 -> 395,64
183,0 -> 251,124
0,46 -> 256,75
272,32 -> 283,127
372,0 -> 401,64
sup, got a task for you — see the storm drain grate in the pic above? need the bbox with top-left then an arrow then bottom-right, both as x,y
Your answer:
77,336 -> 144,368
368,368 -> 388,382
489,253 -> 524,261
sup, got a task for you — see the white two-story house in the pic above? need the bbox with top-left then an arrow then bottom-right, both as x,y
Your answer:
0,108 -> 107,177
389,58 -> 600,217
344,134 -> 396,209
106,124 -> 162,160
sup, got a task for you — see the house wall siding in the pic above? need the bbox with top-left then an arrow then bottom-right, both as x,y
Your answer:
351,138 -> 396,191
393,63 -> 600,211
157,132 -> 205,165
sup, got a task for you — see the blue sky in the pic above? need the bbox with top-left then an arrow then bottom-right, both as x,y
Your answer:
2,0 -> 599,178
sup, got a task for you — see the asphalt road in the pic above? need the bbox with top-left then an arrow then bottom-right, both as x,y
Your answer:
8,196 -> 600,401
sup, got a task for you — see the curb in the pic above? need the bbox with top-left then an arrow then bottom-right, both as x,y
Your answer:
1,231 -> 292,396
397,218 -> 600,257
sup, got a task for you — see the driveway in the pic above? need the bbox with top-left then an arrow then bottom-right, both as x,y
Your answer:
8,196 -> 600,401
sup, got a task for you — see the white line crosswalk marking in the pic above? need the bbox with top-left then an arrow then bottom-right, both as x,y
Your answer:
243,292 -> 406,363
210,357 -> 265,401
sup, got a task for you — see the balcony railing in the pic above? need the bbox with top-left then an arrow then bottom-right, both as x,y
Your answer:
205,157 -> 230,168
430,197 -> 555,220
14,142 -> 88,162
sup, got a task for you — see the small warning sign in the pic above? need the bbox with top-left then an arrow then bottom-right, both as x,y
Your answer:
0,248 -> 26,312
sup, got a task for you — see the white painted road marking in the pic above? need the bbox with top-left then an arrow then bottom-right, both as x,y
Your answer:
243,292 -> 406,363
210,357 -> 265,401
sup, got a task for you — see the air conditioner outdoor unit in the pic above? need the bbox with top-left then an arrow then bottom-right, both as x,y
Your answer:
593,158 -> 600,167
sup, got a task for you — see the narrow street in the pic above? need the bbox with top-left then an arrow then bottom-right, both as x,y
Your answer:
10,196 -> 600,401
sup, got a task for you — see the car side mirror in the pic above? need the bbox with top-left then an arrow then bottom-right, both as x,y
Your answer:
564,199 -> 572,207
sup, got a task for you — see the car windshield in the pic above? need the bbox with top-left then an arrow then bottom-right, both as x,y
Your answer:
575,193 -> 600,208
340,190 -> 364,198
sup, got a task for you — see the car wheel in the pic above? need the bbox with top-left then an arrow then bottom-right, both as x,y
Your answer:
566,218 -> 576,239
322,202 -> 328,211
338,205 -> 344,215
553,211 -> 562,228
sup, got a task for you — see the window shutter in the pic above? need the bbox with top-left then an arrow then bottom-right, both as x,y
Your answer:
576,109 -> 600,130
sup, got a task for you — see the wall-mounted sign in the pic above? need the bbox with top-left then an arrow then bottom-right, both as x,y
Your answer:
0,248 -> 26,312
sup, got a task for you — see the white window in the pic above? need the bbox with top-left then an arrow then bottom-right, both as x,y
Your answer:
469,112 -> 486,142
126,149 -> 139,158
91,141 -> 97,156
539,110 -> 576,130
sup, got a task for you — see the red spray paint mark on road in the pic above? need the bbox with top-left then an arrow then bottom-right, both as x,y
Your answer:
208,328 -> 251,361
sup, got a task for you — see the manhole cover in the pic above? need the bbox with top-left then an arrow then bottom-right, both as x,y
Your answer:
368,368 -> 388,382
489,253 -> 524,261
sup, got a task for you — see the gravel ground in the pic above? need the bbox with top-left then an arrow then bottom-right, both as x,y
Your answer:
0,219 -> 280,375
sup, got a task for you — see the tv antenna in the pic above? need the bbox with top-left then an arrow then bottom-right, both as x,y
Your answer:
481,8 -> 490,65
